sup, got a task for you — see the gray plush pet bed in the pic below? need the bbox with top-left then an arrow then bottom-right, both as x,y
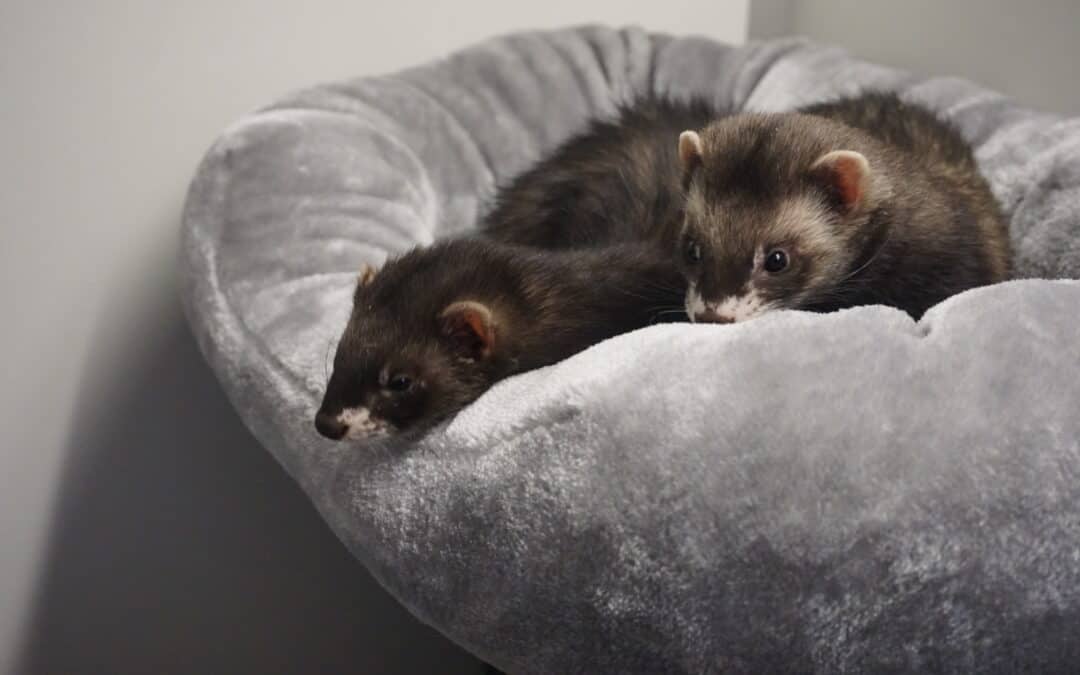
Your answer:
181,26 -> 1080,673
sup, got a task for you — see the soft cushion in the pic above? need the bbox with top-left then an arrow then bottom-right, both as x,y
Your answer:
181,26 -> 1080,673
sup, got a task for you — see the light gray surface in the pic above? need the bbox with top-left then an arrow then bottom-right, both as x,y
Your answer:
749,0 -> 1080,116
182,26 -> 1080,673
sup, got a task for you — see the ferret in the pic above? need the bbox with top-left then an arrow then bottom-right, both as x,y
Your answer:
314,239 -> 686,440
674,92 -> 1011,322
481,97 -> 723,248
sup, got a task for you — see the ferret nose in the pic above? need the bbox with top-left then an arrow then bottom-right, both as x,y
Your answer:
694,309 -> 735,324
314,411 -> 347,440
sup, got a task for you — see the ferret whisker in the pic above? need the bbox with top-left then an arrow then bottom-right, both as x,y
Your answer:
608,287 -> 654,302
323,337 -> 334,385
608,284 -> 679,303
651,308 -> 690,319
839,229 -> 894,284
649,304 -> 688,314
636,278 -> 686,294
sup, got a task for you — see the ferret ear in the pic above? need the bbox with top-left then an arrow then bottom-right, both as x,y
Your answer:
809,150 -> 872,215
440,300 -> 496,360
358,264 -> 378,287
678,130 -> 704,171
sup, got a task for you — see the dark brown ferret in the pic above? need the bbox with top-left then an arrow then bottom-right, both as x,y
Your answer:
674,92 -> 1011,322
314,239 -> 686,440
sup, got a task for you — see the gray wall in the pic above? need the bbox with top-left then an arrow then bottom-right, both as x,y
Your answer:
0,2 -> 746,673
750,0 -> 1080,116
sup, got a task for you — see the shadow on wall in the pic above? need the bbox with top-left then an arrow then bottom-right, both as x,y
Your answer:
15,288 -> 482,674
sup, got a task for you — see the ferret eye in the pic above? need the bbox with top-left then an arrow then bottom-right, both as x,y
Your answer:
764,249 -> 789,273
386,374 -> 413,393
685,238 -> 703,264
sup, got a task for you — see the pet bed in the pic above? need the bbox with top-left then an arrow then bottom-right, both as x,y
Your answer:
181,26 -> 1080,673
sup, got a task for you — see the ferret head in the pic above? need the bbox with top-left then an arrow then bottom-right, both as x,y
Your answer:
674,114 -> 890,323
315,245 -> 516,441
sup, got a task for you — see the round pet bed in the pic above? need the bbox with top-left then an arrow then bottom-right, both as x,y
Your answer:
181,26 -> 1080,673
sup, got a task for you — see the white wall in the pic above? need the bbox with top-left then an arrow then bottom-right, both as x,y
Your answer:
749,0 -> 1080,115
0,2 -> 747,673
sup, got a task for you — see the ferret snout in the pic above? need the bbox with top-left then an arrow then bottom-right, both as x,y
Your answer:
314,410 -> 348,440
314,406 -> 390,441
686,285 -> 737,324
689,290 -> 771,324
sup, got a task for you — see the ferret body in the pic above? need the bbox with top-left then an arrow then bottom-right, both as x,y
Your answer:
315,239 -> 685,440
482,97 -> 723,248
315,94 -> 1008,438
675,92 -> 1011,322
